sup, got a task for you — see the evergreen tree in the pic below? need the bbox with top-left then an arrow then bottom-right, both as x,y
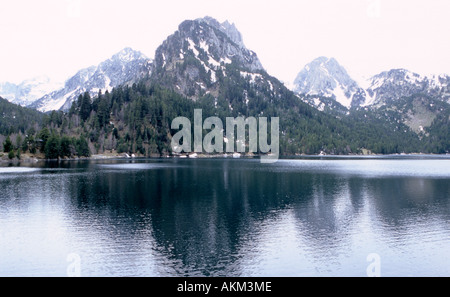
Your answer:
45,134 -> 61,159
15,135 -> 22,150
76,136 -> 90,157
38,127 -> 50,152
60,136 -> 73,158
3,136 -> 12,153
97,97 -> 110,128
80,92 -> 92,122
8,150 -> 15,159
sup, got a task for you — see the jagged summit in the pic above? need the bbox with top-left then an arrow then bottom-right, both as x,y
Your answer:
197,16 -> 246,48
152,16 -> 265,99
156,16 -> 263,71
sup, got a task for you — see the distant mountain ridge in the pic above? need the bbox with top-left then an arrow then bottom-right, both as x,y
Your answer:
28,48 -> 152,112
0,76 -> 63,107
1,18 -> 448,116
365,69 -> 450,107
292,57 -> 450,110
292,57 -> 449,140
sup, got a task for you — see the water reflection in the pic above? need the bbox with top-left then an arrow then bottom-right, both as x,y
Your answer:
0,158 -> 449,276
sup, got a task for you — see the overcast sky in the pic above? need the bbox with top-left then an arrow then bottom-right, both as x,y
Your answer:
1,0 -> 449,84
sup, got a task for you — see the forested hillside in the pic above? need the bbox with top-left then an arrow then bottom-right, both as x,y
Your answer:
3,77 -> 447,161
0,97 -> 43,135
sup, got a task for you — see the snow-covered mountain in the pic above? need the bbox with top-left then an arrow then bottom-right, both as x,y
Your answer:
292,58 -> 450,110
0,82 -> 20,104
0,76 -> 63,107
291,58 -> 450,136
29,48 -> 152,112
293,57 -> 366,109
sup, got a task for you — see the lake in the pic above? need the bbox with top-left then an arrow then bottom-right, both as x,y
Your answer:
0,156 -> 449,277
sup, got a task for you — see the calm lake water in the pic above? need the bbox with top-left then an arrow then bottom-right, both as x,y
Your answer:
0,156 -> 449,277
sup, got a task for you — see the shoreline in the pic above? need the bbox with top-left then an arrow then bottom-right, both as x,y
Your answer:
2,152 -> 450,165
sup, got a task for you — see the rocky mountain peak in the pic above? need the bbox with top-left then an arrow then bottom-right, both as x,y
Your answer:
112,47 -> 146,63
156,16 -> 262,71
293,56 -> 366,108
152,16 -> 264,99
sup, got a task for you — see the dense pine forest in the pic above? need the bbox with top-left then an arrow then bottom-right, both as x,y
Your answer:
1,76 -> 448,160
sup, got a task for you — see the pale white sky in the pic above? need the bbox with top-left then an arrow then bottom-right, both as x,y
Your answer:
1,0 -> 449,84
